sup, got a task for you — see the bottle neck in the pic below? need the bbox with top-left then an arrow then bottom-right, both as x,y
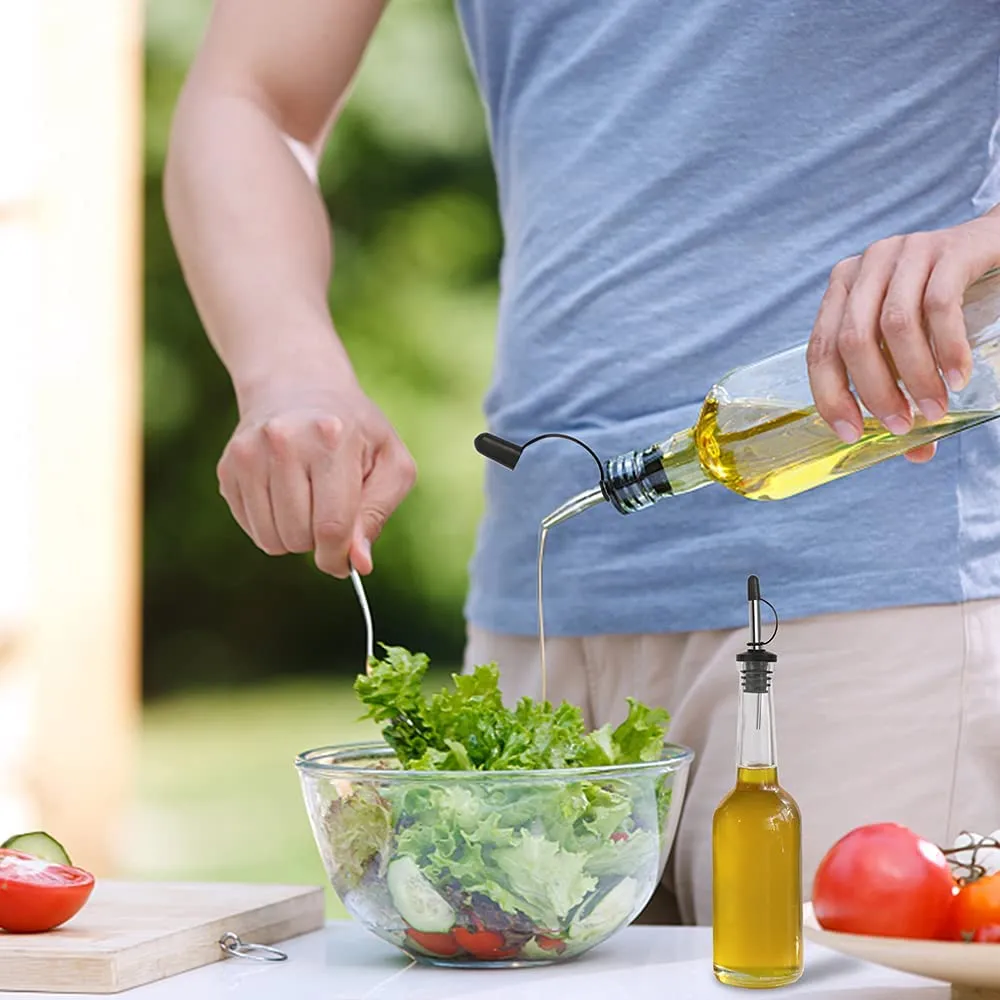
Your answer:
737,688 -> 777,767
603,427 -> 711,514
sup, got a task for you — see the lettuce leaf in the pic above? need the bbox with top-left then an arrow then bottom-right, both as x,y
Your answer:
583,827 -> 661,877
492,832 -> 598,928
322,784 -> 393,890
354,646 -> 670,771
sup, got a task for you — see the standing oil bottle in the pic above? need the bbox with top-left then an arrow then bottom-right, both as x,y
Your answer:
712,575 -> 802,988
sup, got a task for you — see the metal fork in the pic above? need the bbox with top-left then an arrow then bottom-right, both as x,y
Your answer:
349,563 -> 375,673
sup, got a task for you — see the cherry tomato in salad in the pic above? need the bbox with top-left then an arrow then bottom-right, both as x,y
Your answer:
812,823 -> 956,939
453,926 -> 519,959
535,934 -> 567,953
0,848 -> 95,933
404,929 -> 461,956
948,873 -> 1000,941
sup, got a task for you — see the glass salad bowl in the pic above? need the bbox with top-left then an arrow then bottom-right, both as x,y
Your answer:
296,740 -> 694,967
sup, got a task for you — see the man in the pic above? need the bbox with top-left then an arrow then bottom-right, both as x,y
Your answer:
164,0 -> 1000,925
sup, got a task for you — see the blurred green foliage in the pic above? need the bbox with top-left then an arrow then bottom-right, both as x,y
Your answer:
122,679 -> 379,915
142,0 -> 499,697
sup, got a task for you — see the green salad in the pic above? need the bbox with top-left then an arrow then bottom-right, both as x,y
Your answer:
321,646 -> 674,962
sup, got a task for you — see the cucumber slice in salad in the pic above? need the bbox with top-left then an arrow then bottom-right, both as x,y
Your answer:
1,831 -> 72,866
386,856 -> 455,933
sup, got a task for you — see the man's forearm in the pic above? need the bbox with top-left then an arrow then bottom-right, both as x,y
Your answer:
163,88 -> 356,412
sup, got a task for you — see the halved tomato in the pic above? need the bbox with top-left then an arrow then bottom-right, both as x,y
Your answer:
405,928 -> 461,956
453,926 -> 519,959
0,848 -> 95,933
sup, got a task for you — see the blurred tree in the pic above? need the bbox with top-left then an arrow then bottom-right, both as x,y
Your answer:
142,0 -> 500,697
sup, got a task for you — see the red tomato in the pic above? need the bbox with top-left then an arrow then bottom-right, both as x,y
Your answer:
0,849 -> 95,933
812,823 -> 956,939
405,929 -> 461,956
937,884 -> 962,940
535,934 -> 567,953
973,925 -> 1000,943
949,873 -> 1000,941
453,926 -> 518,959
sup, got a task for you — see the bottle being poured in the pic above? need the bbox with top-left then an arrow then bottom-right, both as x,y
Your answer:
711,576 -> 802,989
476,267 -> 1000,530
476,268 -> 1000,709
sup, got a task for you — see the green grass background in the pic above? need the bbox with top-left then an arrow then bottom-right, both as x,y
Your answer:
121,674 -> 452,917
122,681 -> 382,917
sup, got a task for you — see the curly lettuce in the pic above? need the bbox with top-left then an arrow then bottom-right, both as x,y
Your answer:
354,645 -> 670,771
323,784 -> 393,890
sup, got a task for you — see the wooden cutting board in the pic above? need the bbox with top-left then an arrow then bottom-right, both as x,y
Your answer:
0,880 -> 326,994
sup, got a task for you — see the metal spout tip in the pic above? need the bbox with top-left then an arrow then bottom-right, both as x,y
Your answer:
540,485 -> 607,529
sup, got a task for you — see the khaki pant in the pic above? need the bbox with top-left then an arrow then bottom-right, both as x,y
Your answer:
463,598 -> 1000,927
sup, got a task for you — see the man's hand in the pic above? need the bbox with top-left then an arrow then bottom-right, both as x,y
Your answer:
806,209 -> 1000,463
217,380 -> 416,579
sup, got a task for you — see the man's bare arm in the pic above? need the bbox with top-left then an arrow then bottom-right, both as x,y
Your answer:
165,0 -> 382,404
164,0 -> 416,577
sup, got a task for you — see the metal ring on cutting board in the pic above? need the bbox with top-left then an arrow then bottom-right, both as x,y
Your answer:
218,932 -> 288,962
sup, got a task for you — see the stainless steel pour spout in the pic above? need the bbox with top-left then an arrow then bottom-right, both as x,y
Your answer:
474,430 -> 610,529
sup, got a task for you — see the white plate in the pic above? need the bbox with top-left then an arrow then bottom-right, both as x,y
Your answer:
804,902 -> 1000,990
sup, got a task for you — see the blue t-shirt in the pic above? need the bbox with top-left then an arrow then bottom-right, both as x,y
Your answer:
455,0 -> 1000,636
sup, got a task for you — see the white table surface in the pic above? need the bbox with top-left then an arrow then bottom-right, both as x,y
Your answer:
1,921 -> 951,999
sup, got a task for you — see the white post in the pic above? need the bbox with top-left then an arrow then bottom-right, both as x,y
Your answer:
0,0 -> 142,874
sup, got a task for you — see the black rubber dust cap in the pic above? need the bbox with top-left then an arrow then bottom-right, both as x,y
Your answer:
474,432 -> 524,470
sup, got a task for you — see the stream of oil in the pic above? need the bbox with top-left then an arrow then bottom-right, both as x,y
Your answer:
537,524 -> 550,704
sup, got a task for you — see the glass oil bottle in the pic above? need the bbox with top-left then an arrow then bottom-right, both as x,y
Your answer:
712,576 -> 802,988
474,267 -> 1000,528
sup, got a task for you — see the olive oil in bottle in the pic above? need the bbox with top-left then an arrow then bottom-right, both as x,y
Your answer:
712,576 -> 802,989
692,396 -> 993,501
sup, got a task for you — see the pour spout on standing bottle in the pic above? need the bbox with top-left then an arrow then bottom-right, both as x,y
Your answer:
748,574 -> 762,642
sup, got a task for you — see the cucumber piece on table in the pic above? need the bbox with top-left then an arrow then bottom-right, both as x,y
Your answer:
386,856 -> 455,933
1,831 -> 72,865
